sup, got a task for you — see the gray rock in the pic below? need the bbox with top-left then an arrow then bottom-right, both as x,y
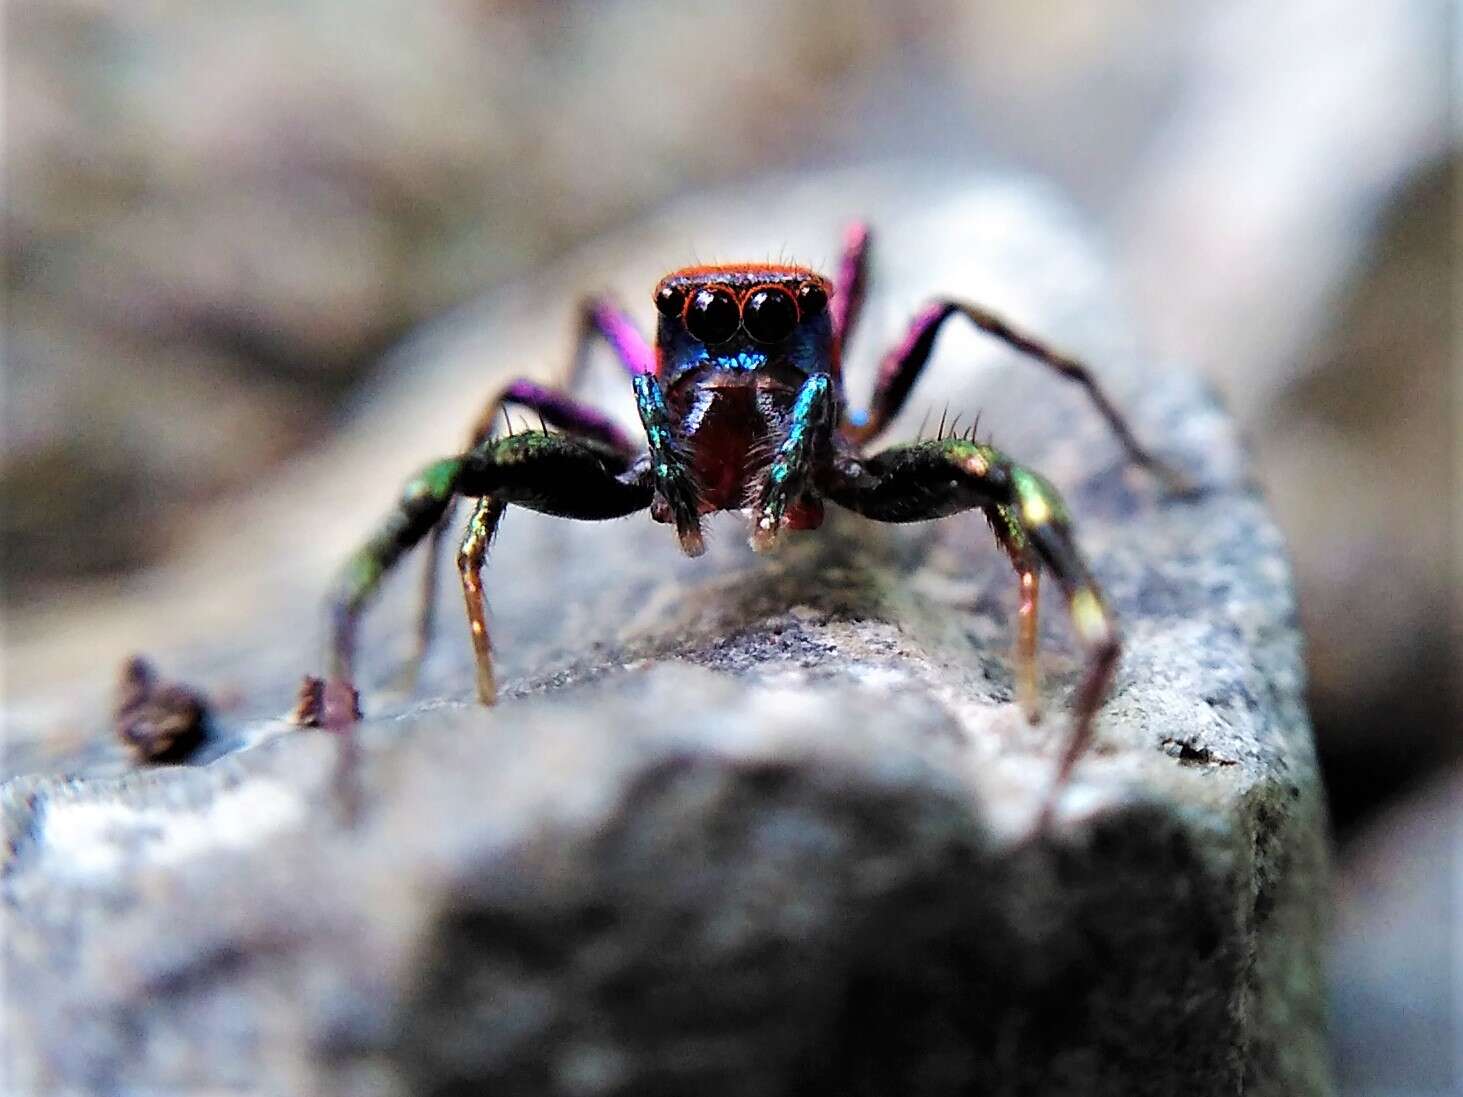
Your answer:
1,169 -> 1332,1096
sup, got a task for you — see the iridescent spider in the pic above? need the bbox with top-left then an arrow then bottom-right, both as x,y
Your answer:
318,223 -> 1183,799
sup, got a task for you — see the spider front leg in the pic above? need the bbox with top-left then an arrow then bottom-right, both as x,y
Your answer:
633,372 -> 705,556
406,299 -> 651,688
823,438 -> 1120,818
751,373 -> 836,551
326,431 -> 652,717
844,299 -> 1189,491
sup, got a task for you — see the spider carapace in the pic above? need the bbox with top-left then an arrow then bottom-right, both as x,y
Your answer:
314,222 -> 1186,807
648,264 -> 837,543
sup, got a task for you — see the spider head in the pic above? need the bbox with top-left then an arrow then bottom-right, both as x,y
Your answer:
652,265 -> 834,384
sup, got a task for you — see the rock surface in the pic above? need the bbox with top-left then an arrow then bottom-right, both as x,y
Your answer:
2,169 -> 1332,1096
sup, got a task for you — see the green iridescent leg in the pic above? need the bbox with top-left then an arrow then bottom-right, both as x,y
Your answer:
325,431 -> 652,716
825,438 -> 1120,816
633,373 -> 704,555
405,300 -> 649,691
1003,464 -> 1121,818
752,373 -> 834,551
330,456 -> 465,686
406,384 -> 638,690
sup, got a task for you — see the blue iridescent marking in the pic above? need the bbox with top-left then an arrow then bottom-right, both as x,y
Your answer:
755,375 -> 832,520
633,374 -> 668,417
776,376 -> 830,461
696,348 -> 768,373
635,375 -> 679,485
794,375 -> 830,414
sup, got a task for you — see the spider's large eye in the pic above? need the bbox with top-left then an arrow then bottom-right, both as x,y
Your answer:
796,280 -> 828,318
685,286 -> 739,344
654,284 -> 684,318
743,287 -> 798,344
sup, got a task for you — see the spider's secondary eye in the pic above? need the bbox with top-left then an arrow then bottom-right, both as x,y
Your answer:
743,287 -> 798,344
685,287 -> 739,344
796,281 -> 828,317
655,284 -> 685,318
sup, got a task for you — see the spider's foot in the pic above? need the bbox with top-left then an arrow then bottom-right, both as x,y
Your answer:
1018,681 -> 1043,725
291,675 -> 362,730
289,676 -> 323,726
749,512 -> 783,553
677,524 -> 706,557
472,661 -> 499,707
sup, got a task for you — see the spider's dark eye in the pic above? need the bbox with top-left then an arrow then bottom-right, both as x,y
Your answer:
796,281 -> 828,317
685,286 -> 740,344
743,287 -> 798,344
654,284 -> 685,318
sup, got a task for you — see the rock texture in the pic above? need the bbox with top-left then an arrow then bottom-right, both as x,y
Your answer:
2,169 -> 1332,1096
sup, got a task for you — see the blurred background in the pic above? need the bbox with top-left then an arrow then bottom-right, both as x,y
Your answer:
4,1 -> 1456,1092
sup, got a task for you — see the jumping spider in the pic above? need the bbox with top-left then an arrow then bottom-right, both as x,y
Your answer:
318,223 -> 1184,803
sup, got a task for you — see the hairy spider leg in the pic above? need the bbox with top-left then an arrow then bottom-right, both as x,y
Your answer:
1016,563 -> 1042,722
328,431 -> 652,713
821,437 -> 1120,821
456,497 -> 506,704
987,497 -> 1046,723
406,298 -> 651,687
751,373 -> 836,551
633,372 -> 703,555
971,497 -> 1053,722
330,456 -> 463,688
831,221 -> 872,365
843,300 -> 1189,491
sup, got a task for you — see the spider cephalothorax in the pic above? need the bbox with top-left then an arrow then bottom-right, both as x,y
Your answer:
315,222 -> 1185,813
643,265 -> 837,551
